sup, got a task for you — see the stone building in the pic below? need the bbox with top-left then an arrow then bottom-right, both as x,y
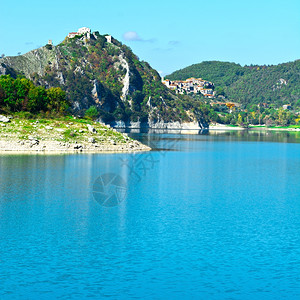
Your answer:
105,35 -> 112,43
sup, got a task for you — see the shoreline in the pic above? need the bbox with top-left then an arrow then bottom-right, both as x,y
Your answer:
0,145 -> 151,155
0,116 -> 151,155
0,140 -> 150,155
0,149 -> 150,155
1,116 -> 299,155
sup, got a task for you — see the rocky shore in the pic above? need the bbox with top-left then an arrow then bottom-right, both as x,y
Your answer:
0,115 -> 151,154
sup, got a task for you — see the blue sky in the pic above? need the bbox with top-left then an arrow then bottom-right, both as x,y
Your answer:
1,0 -> 299,75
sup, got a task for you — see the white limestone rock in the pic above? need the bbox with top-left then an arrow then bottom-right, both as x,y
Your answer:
87,124 -> 97,133
0,115 -> 10,123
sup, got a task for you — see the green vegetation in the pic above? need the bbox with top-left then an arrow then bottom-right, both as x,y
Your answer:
84,105 -> 99,120
0,75 -> 69,115
209,105 -> 300,127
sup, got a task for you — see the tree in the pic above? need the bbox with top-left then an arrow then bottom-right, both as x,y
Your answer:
215,87 -> 225,96
27,86 -> 48,113
0,85 -> 6,106
0,75 -> 16,110
47,87 -> 68,113
237,114 -> 243,125
132,90 -> 144,112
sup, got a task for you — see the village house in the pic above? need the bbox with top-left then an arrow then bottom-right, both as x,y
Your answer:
283,104 -> 292,110
162,77 -> 215,97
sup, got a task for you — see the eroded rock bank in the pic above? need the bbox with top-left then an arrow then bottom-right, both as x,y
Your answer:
109,120 -> 208,130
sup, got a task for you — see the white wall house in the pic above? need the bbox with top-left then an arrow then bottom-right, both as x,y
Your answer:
78,27 -> 91,35
68,27 -> 91,39
68,32 -> 78,38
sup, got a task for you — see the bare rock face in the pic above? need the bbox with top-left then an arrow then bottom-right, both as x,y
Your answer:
0,64 -> 7,75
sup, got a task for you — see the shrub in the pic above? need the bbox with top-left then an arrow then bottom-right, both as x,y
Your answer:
84,106 -> 99,120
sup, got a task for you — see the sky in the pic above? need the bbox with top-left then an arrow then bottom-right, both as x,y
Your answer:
1,0 -> 299,75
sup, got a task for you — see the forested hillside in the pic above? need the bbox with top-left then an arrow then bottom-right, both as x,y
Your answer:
167,60 -> 300,107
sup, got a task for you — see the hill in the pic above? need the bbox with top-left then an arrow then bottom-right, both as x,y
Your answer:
0,28 -> 208,126
166,60 -> 300,107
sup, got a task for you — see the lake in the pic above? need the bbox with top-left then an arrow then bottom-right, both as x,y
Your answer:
0,130 -> 299,299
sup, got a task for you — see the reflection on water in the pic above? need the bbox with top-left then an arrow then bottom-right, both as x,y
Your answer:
120,128 -> 300,147
208,129 -> 300,143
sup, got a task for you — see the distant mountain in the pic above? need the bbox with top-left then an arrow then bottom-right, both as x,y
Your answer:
0,29 -> 208,125
166,60 -> 300,107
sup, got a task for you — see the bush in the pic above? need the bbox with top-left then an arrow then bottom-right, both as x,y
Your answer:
15,111 -> 34,119
84,106 -> 99,120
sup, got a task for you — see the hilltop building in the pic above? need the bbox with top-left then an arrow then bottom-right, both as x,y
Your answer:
67,28 -> 113,44
78,27 -> 91,35
68,27 -> 91,39
105,35 -> 112,43
68,32 -> 78,38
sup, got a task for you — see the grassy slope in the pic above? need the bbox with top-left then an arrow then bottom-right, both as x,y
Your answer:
0,115 -> 129,144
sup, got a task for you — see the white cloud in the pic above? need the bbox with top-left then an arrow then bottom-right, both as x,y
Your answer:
123,31 -> 142,41
123,31 -> 156,43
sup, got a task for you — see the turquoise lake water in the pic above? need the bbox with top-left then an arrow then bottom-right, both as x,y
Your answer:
0,130 -> 300,299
